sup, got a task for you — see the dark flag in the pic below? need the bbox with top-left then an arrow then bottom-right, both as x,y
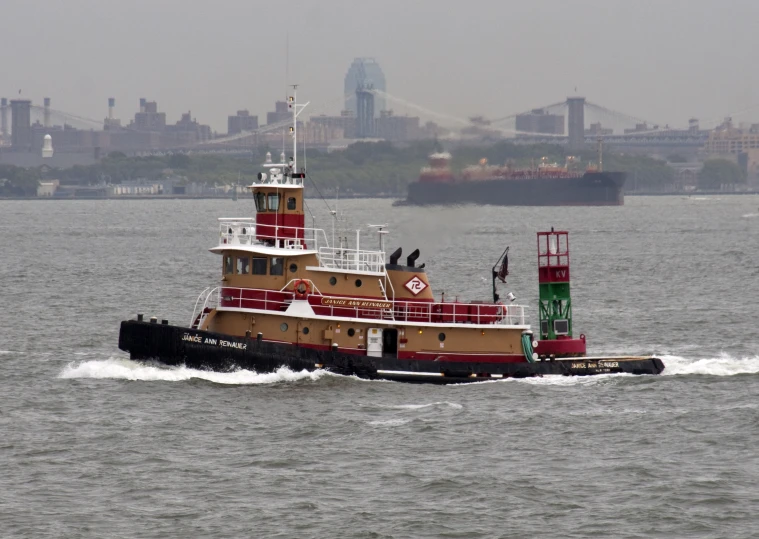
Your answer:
497,253 -> 509,283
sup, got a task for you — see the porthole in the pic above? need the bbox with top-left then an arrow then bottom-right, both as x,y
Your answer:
355,279 -> 362,287
347,328 -> 356,337
280,323 -> 289,332
289,263 -> 298,273
329,276 -> 337,286
302,327 -> 310,335
438,332 -> 446,342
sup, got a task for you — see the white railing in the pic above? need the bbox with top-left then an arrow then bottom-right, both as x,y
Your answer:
317,246 -> 386,273
218,219 -> 330,251
201,284 -> 527,326
190,287 -> 220,328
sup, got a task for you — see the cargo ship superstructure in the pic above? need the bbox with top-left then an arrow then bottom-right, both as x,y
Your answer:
406,152 -> 626,206
117,91 -> 661,383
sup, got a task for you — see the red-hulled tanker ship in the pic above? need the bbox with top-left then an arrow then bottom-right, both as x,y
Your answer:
406,152 -> 626,206
117,91 -> 662,383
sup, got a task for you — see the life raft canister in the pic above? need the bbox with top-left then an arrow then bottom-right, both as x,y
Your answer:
294,279 -> 311,300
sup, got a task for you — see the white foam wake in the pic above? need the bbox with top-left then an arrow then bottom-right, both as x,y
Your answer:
383,402 -> 464,410
59,358 -> 329,384
742,212 -> 759,219
660,353 -> 759,376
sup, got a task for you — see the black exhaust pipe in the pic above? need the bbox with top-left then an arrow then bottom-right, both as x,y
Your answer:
406,249 -> 420,268
389,247 -> 402,265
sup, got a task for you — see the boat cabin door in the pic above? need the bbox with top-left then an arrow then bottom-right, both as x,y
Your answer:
367,328 -> 383,357
367,328 -> 398,358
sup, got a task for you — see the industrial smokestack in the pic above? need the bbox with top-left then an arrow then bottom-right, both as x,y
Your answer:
139,98 -> 146,114
44,97 -> 51,128
108,97 -> 115,120
1,98 -> 7,138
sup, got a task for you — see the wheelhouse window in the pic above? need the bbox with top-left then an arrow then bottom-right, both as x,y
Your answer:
252,257 -> 267,275
270,257 -> 284,276
254,192 -> 266,212
224,255 -> 233,275
237,256 -> 250,275
267,193 -> 280,212
287,197 -> 296,210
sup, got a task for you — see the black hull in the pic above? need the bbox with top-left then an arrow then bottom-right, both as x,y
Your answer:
407,172 -> 626,206
118,320 -> 664,384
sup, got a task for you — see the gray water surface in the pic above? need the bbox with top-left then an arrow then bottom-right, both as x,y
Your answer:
1,196 -> 758,538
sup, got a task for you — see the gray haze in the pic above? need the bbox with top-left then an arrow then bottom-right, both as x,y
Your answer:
2,0 -> 757,131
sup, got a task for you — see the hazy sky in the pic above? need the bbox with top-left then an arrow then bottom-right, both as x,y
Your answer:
2,0 -> 757,131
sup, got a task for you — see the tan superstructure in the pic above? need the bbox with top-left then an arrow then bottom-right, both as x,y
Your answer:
190,155 -> 529,363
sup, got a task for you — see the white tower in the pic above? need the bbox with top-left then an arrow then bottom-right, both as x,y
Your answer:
42,134 -> 54,158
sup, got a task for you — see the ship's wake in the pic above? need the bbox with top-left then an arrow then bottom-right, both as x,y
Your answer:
59,357 -> 329,385
659,352 -> 759,376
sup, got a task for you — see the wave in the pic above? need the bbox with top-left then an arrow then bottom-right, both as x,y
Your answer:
59,358 -> 329,385
382,402 -> 464,410
741,212 -> 758,218
660,353 -> 759,376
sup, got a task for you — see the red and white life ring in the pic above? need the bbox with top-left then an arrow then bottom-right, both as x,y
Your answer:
293,279 -> 311,300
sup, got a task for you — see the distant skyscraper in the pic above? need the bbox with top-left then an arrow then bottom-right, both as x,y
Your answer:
344,58 -> 386,117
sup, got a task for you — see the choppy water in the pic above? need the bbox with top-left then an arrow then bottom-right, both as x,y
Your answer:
2,195 -> 759,538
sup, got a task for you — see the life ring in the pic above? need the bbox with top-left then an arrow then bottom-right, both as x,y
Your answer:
293,279 -> 311,300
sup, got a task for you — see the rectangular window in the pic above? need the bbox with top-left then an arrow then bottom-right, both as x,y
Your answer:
553,319 -> 569,335
255,192 -> 266,212
268,193 -> 280,212
287,197 -> 296,210
224,255 -> 234,275
270,257 -> 284,276
237,256 -> 250,275
252,257 -> 267,275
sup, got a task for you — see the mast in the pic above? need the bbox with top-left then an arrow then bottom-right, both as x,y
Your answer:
287,86 -> 309,179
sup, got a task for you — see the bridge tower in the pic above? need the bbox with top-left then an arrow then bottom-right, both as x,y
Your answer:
10,99 -> 32,151
566,97 -> 585,151
1,98 -> 7,138
537,229 -> 574,341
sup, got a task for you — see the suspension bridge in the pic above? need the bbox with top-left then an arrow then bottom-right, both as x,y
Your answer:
0,91 -> 720,157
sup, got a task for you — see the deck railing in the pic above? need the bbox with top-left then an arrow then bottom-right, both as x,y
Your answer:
317,246 -> 386,273
195,285 -> 527,326
218,219 -> 331,251
217,219 -> 387,273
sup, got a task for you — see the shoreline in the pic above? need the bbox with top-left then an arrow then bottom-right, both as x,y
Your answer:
2,191 -> 758,201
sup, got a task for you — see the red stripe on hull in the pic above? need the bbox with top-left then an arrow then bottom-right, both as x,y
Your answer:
399,351 -> 526,363
256,340 -> 527,363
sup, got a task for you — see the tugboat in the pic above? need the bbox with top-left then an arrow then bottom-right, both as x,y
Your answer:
118,91 -> 663,383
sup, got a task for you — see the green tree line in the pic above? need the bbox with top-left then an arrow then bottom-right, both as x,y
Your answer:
1,140 -> 718,197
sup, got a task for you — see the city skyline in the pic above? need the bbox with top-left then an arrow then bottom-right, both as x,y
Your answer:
1,0 -> 757,132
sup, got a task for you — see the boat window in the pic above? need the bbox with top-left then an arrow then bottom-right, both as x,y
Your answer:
287,197 -> 296,210
224,255 -> 233,275
237,256 -> 250,275
302,327 -> 310,335
289,263 -> 298,273
347,328 -> 356,337
270,257 -> 284,276
438,332 -> 446,342
355,279 -> 362,287
268,193 -> 280,212
252,257 -> 267,275
255,192 -> 266,212
329,276 -> 337,286
280,323 -> 288,332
